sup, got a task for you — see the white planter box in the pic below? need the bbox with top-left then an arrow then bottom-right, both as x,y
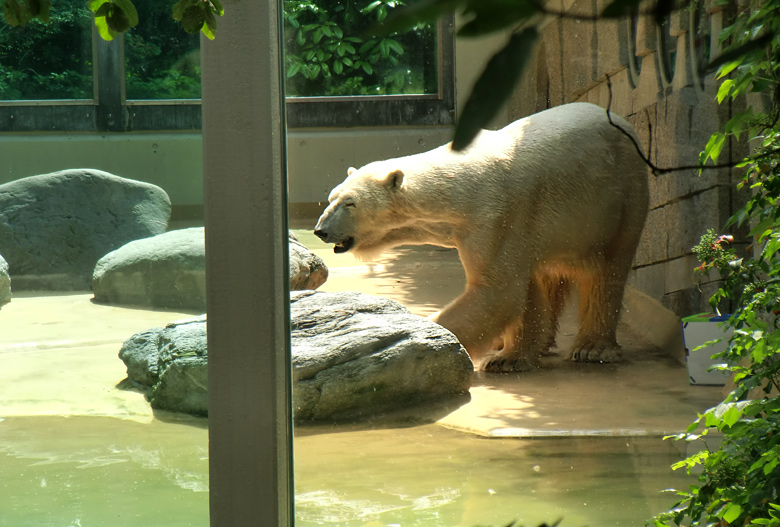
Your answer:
682,313 -> 733,386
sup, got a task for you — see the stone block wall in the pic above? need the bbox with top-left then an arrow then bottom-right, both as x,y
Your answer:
507,0 -> 748,316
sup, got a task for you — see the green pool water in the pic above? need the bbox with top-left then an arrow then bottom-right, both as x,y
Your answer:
0,415 -> 694,527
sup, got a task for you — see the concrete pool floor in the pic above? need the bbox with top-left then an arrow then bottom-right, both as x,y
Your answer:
0,228 -> 726,439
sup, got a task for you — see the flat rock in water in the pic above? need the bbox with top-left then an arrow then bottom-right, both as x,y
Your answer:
94,230 -> 328,311
119,292 -> 472,421
0,169 -> 170,290
0,253 -> 10,305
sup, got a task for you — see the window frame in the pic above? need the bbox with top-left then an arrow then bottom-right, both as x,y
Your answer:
0,15 -> 455,133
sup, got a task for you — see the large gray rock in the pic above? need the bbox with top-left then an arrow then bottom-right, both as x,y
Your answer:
119,292 -> 472,421
291,291 -> 472,421
94,229 -> 328,310
0,253 -> 10,305
0,169 -> 170,290
93,228 -> 206,311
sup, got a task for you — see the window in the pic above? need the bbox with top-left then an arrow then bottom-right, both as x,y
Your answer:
0,1 -> 454,132
0,0 -> 92,101
689,0 -> 711,94
125,0 -> 201,100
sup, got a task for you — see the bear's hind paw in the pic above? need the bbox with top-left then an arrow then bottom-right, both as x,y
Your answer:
568,344 -> 622,363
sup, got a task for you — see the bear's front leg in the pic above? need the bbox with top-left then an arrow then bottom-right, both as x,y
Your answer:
432,285 -> 514,363
481,279 -> 553,373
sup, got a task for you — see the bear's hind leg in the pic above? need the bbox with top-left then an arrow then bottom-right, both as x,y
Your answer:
569,255 -> 629,363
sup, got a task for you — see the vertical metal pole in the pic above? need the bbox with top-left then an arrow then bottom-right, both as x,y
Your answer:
201,0 -> 292,525
95,34 -> 124,131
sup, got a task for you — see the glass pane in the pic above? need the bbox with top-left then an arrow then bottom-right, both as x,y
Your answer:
1,158 -> 206,522
288,3 -> 732,527
125,0 -> 201,100
283,0 -> 438,96
0,0 -> 92,100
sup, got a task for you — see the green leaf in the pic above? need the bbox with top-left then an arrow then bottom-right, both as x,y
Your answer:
23,0 -> 50,23
3,0 -> 24,26
386,39 -> 403,54
94,2 -> 111,17
686,418 -> 702,434
111,0 -> 138,27
105,5 -> 131,33
458,0 -> 539,37
750,216 -> 777,239
172,0 -> 198,21
93,15 -> 118,40
287,62 -> 301,77
717,58 -> 744,79
717,79 -> 734,104
702,132 -> 726,164
762,235 -> 780,257
722,405 -> 742,427
703,32 -> 773,75
202,8 -> 217,40
35,0 -> 51,22
453,27 -> 538,151
87,0 -> 109,12
722,503 -> 742,524
363,0 -> 382,13
371,0 -> 463,36
209,0 -> 224,16
763,456 -> 779,476
180,5 -> 206,33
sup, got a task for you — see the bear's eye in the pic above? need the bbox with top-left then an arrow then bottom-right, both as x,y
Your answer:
343,200 -> 356,208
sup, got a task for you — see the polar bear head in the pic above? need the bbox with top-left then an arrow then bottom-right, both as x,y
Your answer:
314,164 -> 406,259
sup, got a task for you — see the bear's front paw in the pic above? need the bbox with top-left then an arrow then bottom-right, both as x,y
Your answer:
568,343 -> 622,363
481,354 -> 539,373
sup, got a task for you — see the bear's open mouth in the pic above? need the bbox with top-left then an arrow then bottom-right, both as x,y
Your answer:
333,237 -> 355,253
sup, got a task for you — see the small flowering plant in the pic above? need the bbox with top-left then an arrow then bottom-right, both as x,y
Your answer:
692,230 -> 738,290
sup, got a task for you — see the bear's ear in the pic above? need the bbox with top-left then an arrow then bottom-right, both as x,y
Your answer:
384,169 -> 404,190
347,167 -> 357,176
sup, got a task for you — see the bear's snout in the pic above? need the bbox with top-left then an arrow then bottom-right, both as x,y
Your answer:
313,229 -> 328,241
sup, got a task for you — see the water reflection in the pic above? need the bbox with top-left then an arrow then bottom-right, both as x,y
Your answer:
294,425 -> 694,527
0,416 -> 695,527
0,416 -> 209,527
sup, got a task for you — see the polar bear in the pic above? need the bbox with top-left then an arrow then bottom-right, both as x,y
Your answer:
314,103 -> 649,372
